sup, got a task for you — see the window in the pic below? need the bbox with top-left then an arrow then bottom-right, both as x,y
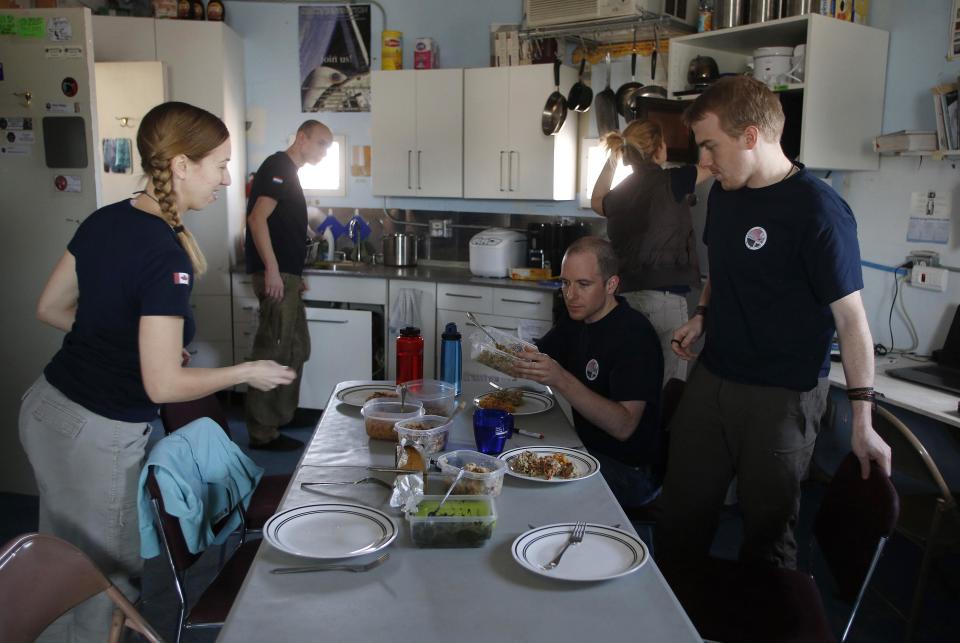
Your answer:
579,138 -> 632,209
298,135 -> 346,197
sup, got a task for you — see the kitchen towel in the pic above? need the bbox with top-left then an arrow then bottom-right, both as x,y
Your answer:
389,287 -> 422,337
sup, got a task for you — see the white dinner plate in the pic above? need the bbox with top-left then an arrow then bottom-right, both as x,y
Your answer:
473,390 -> 554,416
497,446 -> 600,483
512,523 -> 648,581
263,503 -> 397,560
336,384 -> 397,407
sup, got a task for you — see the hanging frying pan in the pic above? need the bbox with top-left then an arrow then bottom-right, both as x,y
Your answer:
541,59 -> 568,136
594,53 -> 619,137
567,58 -> 593,112
616,52 -> 643,120
635,24 -> 668,100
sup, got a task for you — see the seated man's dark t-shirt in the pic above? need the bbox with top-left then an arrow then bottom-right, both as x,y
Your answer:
536,297 -> 664,468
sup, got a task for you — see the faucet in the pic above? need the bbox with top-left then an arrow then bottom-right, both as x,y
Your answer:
348,217 -> 362,263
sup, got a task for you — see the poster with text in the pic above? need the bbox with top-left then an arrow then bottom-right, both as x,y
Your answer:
299,4 -> 371,112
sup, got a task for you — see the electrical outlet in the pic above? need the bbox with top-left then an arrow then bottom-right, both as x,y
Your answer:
910,264 -> 949,291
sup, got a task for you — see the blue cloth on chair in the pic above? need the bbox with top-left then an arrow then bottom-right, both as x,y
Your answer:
137,417 -> 264,558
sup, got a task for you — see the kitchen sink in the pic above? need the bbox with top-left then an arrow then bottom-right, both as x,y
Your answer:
307,259 -> 367,271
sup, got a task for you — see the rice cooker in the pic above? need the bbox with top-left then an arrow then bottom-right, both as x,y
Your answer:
469,228 -> 527,278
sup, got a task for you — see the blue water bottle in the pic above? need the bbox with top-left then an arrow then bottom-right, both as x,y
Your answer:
439,322 -> 462,396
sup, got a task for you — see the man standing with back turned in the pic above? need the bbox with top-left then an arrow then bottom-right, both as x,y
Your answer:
656,76 -> 891,569
244,120 -> 332,450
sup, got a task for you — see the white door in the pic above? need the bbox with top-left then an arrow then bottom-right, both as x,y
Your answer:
371,70 -> 417,196
300,307 -> 373,409
94,61 -> 166,205
463,67 -> 510,199
414,69 -> 462,197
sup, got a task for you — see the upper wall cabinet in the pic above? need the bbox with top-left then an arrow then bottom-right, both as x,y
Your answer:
464,64 -> 578,200
371,69 -> 463,198
667,14 -> 888,171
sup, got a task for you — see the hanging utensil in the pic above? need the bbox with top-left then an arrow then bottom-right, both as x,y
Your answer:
636,24 -> 668,100
616,28 -> 643,120
567,49 -> 593,112
594,52 -> 619,137
540,58 -> 568,136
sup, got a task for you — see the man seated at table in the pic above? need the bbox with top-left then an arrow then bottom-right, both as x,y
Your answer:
513,236 -> 665,508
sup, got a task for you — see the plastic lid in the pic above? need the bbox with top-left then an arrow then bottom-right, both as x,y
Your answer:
400,326 -> 421,337
441,322 -> 461,340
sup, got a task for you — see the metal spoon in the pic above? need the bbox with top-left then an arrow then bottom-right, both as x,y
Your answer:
427,468 -> 465,517
465,311 -> 499,346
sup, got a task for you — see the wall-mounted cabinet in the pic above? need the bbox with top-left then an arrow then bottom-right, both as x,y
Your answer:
371,69 -> 463,197
464,63 -> 578,200
667,14 -> 888,171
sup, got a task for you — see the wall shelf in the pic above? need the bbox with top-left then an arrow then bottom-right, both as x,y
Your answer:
518,12 -> 694,47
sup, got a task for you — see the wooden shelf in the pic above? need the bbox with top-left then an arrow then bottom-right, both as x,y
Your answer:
881,150 -> 960,159
672,82 -> 804,100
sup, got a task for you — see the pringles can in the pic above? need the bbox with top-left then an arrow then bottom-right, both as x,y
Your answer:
382,30 -> 403,70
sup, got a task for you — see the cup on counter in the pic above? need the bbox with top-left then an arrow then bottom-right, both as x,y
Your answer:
473,408 -> 513,455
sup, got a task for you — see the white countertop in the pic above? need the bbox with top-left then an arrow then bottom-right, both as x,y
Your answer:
828,355 -> 960,428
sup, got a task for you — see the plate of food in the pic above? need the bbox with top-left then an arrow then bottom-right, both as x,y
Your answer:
474,389 -> 554,416
336,383 -> 398,407
497,446 -> 599,483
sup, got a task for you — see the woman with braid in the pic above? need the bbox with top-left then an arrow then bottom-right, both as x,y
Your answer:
19,101 -> 295,642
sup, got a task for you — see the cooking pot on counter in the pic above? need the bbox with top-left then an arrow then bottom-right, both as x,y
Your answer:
383,233 -> 418,267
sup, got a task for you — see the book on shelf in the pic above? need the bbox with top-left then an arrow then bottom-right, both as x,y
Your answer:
932,82 -> 959,150
873,130 -> 938,153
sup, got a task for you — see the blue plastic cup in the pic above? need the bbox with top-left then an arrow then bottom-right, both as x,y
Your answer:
473,408 -> 514,455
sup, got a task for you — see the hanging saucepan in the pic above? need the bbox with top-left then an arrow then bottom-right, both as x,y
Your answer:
632,24 -> 667,103
541,58 -> 568,136
567,58 -> 593,112
594,53 -> 619,137
616,52 -> 644,120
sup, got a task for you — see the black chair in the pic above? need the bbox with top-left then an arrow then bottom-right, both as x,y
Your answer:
147,465 -> 260,643
870,405 -> 960,642
159,394 -> 290,532
665,452 -> 899,643
0,533 -> 163,643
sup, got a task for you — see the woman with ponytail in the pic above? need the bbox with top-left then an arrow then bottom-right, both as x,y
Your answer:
19,101 -> 295,642
591,119 -> 712,385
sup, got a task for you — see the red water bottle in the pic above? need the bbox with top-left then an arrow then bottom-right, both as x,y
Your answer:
396,326 -> 424,385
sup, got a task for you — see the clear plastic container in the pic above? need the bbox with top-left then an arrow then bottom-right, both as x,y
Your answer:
436,449 -> 507,497
394,414 -> 452,455
397,379 -> 457,417
406,495 -> 497,548
469,327 -> 537,377
360,399 -> 423,441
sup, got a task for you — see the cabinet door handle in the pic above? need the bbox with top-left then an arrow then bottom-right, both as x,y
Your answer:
241,305 -> 257,311
407,150 -> 412,189
509,150 -> 518,192
417,150 -> 422,190
499,150 -> 506,192
444,293 -> 482,299
490,325 -> 518,332
500,297 -> 541,305
308,319 -> 349,324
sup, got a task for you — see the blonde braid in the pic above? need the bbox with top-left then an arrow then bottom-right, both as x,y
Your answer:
150,161 -> 208,275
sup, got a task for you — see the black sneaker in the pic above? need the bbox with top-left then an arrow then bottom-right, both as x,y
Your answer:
249,434 -> 304,452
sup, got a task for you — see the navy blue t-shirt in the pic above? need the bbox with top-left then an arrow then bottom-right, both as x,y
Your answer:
700,164 -> 863,391
244,151 -> 307,276
44,200 -> 196,422
536,298 -> 664,467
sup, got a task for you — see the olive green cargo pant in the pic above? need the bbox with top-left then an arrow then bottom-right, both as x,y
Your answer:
244,272 -> 310,445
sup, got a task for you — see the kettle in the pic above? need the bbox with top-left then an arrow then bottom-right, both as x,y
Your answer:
687,55 -> 719,90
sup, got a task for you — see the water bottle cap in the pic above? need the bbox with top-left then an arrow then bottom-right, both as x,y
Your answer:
441,322 -> 461,340
400,326 -> 421,337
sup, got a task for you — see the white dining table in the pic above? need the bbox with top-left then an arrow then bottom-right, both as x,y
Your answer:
217,380 -> 701,642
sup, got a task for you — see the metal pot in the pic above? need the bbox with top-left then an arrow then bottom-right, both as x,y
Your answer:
382,233 -> 418,267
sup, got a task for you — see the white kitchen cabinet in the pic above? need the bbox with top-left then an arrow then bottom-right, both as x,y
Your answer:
300,307 -> 373,410
464,64 -> 578,200
371,69 -> 463,197
667,14 -> 888,171
386,280 -> 437,381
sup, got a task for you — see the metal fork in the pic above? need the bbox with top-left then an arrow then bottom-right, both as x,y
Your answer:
300,478 -> 392,493
540,521 -> 586,571
270,552 -> 390,575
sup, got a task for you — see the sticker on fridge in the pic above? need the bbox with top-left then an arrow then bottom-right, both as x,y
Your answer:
298,4 -> 371,113
54,175 -> 82,192
47,16 -> 72,42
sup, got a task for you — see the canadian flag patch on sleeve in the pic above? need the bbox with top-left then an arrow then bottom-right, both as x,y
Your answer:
271,176 -> 284,184
173,272 -> 191,285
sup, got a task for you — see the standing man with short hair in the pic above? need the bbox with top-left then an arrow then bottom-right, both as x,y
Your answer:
513,236 -> 665,508
656,76 -> 891,569
244,120 -> 332,450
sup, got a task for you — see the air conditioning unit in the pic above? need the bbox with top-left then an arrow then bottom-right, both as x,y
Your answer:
524,0 -> 698,28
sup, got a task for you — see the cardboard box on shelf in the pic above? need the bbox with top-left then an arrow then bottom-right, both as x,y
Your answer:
873,131 -> 938,153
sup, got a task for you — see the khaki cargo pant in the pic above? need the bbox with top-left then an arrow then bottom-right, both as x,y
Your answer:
19,375 -> 150,643
244,272 -> 310,445
655,363 -> 829,569
622,289 -> 690,385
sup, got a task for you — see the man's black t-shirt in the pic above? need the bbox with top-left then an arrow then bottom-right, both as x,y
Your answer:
244,151 -> 307,276
44,200 -> 195,422
536,298 -> 664,467
701,164 -> 863,391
